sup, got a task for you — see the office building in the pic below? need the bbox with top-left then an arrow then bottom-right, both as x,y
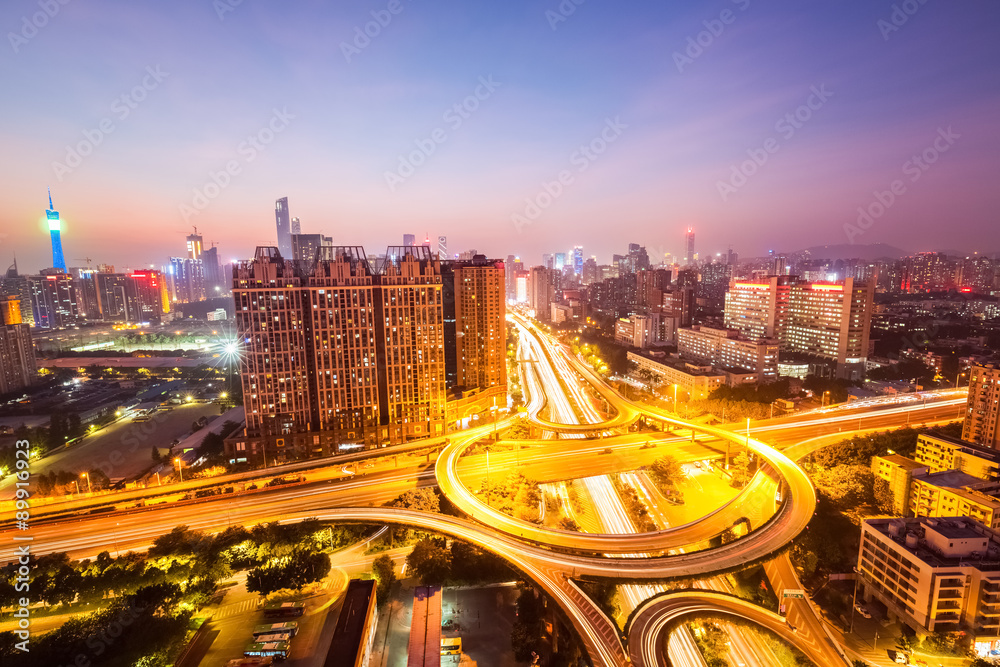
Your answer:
964,363 -> 1000,449
724,276 -> 792,341
572,246 -> 584,276
677,326 -> 778,383
291,217 -> 301,235
438,236 -> 447,259
228,245 -> 446,462
627,351 -> 737,397
325,579 -> 377,667
403,233 -> 416,247
724,276 -> 874,380
275,197 -> 293,259
685,227 -> 695,265
45,189 -> 67,272
858,516 -> 1000,653
0,297 -> 36,395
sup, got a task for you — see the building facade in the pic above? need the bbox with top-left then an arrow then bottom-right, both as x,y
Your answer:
964,363 -> 1000,449
858,516 -> 1000,654
0,297 -> 36,395
677,325 -> 778,383
228,246 -> 448,462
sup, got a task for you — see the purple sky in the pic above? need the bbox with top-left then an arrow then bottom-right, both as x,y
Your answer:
2,0 -> 998,273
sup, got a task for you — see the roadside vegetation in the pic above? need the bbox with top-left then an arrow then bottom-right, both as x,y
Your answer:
0,520 -> 367,667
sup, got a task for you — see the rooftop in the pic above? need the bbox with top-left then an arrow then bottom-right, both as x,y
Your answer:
877,454 -> 926,471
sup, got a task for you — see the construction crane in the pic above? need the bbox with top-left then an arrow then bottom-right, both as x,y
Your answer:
74,257 -> 94,267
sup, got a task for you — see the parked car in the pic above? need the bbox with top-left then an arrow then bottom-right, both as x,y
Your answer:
854,603 -> 871,618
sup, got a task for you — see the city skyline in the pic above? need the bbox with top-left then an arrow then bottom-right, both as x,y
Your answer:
2,1 -> 998,271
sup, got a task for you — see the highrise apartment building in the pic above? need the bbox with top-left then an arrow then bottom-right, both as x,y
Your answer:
28,270 -> 80,329
964,363 -> 1000,449
0,297 -> 36,394
228,246 -> 447,462
441,256 -> 507,397
528,266 -> 554,321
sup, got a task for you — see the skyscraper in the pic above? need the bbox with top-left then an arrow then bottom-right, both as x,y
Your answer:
275,197 -> 292,259
403,233 -> 416,247
685,227 -> 695,266
438,236 -> 448,259
572,246 -> 583,276
291,217 -> 301,235
46,189 -> 66,272
186,229 -> 203,260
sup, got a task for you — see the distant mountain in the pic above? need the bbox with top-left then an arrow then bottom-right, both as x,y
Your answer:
798,243 -> 906,261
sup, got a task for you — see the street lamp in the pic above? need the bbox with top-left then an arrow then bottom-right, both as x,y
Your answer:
175,457 -> 183,483
81,471 -> 92,494
821,390 -> 831,408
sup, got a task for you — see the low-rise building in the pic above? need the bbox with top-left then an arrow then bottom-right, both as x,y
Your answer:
858,516 -> 1000,656
916,433 -> 1000,480
627,351 -> 725,398
677,325 -> 778,383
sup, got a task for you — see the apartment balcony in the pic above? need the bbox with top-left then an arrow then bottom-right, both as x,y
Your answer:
939,579 -> 965,589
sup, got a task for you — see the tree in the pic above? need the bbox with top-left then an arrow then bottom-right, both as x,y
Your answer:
406,537 -> 452,585
873,478 -> 894,514
372,554 -> 396,605
732,451 -> 752,488
384,488 -> 440,513
647,455 -> 685,494
246,550 -> 331,596
151,447 -> 162,463
505,419 -> 531,440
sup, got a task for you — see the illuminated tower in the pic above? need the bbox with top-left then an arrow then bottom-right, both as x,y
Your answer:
46,189 -> 66,272
685,227 -> 695,265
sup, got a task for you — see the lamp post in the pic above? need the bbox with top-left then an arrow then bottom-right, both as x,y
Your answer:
81,471 -> 92,494
822,390 -> 830,408
175,458 -> 183,483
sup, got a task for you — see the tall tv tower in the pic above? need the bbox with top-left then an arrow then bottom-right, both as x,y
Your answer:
46,189 -> 67,272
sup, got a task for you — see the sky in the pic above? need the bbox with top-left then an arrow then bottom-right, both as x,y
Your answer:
1,0 -> 998,273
